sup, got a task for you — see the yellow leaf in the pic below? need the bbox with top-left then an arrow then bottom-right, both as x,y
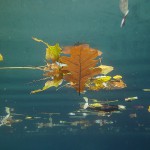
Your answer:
86,76 -> 111,91
32,37 -> 62,62
0,54 -> 3,61
46,43 -> 61,62
31,79 -> 63,94
113,75 -> 122,80
96,76 -> 112,82
98,65 -> 113,75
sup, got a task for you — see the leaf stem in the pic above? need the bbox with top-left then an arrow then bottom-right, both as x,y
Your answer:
0,66 -> 44,71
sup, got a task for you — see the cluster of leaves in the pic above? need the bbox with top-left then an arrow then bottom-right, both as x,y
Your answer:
31,38 -> 126,94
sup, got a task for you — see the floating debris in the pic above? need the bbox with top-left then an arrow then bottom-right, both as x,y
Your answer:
119,0 -> 129,28
143,89 -> 150,92
125,96 -> 138,102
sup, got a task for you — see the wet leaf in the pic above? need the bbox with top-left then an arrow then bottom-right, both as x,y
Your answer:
86,76 -> 111,91
113,75 -> 122,80
46,43 -> 61,62
98,65 -> 113,75
106,79 -> 126,89
60,44 -> 101,94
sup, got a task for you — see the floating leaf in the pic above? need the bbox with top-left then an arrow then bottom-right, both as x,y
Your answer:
60,44 -> 101,94
113,75 -> 122,80
119,0 -> 129,16
32,37 -> 62,62
86,76 -> 111,91
119,0 -> 129,27
98,65 -> 113,75
0,54 -> 3,61
106,79 -> 126,89
62,44 -> 102,56
31,78 -> 63,94
46,43 -> 61,62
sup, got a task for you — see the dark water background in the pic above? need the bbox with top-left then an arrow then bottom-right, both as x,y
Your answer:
0,0 -> 150,149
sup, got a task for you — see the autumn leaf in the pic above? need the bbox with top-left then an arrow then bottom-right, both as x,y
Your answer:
0,54 -> 3,61
32,37 -> 62,62
62,44 -> 102,56
31,78 -> 63,94
113,75 -> 122,80
86,76 -> 111,91
106,78 -> 126,89
98,65 -> 113,75
60,44 -> 101,94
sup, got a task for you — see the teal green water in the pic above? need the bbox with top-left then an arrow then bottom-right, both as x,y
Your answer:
0,0 -> 150,149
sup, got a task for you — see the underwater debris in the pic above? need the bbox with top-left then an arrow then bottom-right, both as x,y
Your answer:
119,0 -> 129,28
0,107 -> 22,127
129,113 -> 137,118
25,116 -> 33,120
82,97 -> 126,113
125,96 -> 138,102
0,54 -> 3,61
95,119 -> 114,126
133,105 -> 144,110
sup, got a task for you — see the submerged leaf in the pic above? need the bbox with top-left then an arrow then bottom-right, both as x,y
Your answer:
86,76 -> 111,91
60,44 -> 101,94
0,54 -> 3,61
